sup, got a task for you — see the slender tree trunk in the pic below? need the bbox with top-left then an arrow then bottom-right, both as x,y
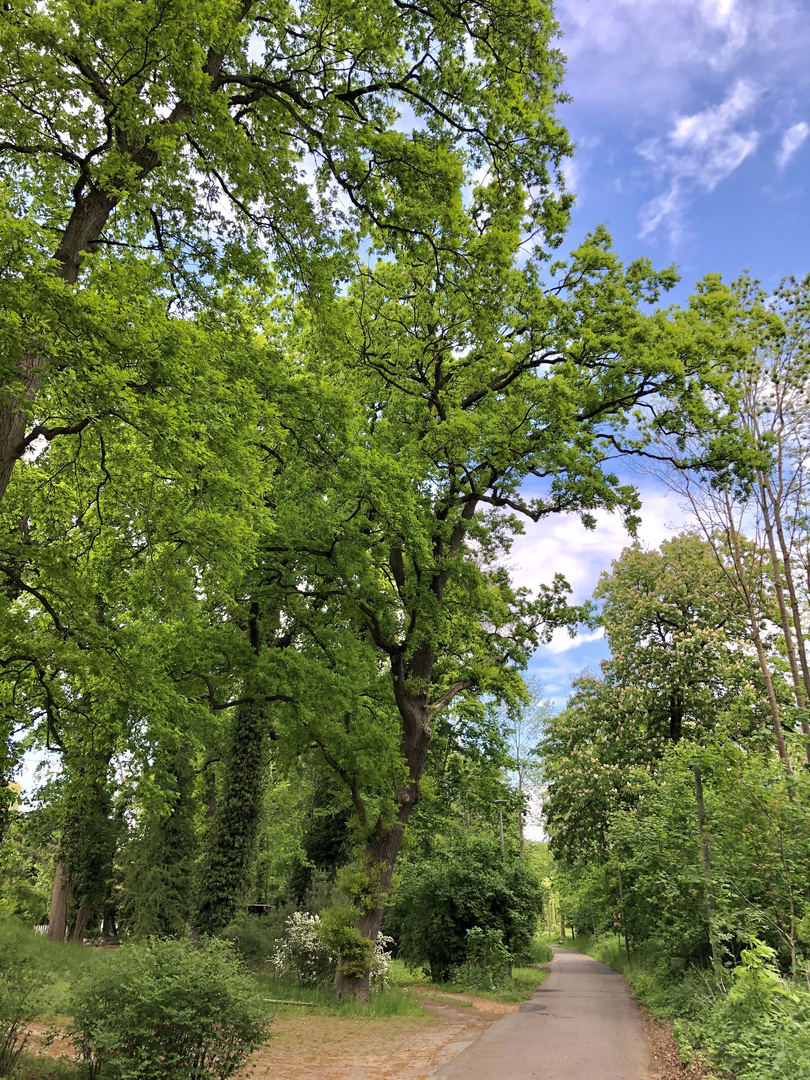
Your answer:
518,773 -> 525,858
69,899 -> 92,944
693,766 -> 720,967
766,479 -> 810,745
101,904 -> 117,939
47,864 -> 71,943
759,483 -> 810,763
617,864 -> 630,961
722,498 -> 795,796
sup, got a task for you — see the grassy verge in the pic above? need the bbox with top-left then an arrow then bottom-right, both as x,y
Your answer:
386,958 -> 550,1003
252,967 -> 428,1017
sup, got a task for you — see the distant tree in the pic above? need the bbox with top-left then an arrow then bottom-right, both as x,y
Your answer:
500,679 -> 555,856
542,534 -> 768,866
118,749 -> 197,939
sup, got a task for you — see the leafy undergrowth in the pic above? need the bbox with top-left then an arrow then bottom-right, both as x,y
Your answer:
387,959 -> 550,1003
0,921 -> 104,1023
14,1053 -> 78,1080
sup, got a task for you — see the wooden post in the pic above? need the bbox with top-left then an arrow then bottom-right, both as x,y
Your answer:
617,864 -> 630,962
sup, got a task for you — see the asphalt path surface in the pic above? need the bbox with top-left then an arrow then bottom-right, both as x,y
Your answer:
434,947 -> 655,1080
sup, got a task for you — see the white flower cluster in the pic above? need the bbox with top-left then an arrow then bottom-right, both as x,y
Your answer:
268,911 -> 394,987
369,931 -> 395,988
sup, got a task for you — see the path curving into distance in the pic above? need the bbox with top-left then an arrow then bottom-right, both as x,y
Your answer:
433,947 -> 657,1080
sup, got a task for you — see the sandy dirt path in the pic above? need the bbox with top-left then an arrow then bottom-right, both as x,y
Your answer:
243,992 -> 523,1080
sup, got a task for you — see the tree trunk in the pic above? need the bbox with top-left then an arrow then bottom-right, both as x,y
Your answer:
101,904 -> 117,939
0,349 -> 43,504
69,899 -> 92,944
693,766 -> 720,967
518,774 -> 525,858
333,670 -> 433,1003
759,483 -> 810,763
722,499 -> 795,796
333,791 -> 420,1003
47,864 -> 71,943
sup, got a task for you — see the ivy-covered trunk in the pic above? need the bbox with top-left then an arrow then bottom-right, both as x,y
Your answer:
48,746 -> 116,944
193,701 -> 270,935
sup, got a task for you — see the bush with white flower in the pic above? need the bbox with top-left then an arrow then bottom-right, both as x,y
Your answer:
269,912 -> 393,988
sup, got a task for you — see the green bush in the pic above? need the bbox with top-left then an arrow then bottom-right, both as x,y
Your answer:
701,941 -> 810,1080
454,927 -> 511,992
222,913 -> 283,970
524,936 -> 553,965
69,938 -> 269,1080
384,835 -> 542,982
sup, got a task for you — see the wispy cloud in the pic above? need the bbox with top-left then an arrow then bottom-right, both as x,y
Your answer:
637,80 -> 760,242
777,121 -> 809,168
556,0 -> 806,113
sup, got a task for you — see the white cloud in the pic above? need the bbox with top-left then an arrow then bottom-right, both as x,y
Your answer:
544,626 -> 605,655
510,482 -> 689,606
777,121 -> 809,168
698,0 -> 751,64
556,0 -> 805,113
509,483 -> 689,704
637,80 -> 760,241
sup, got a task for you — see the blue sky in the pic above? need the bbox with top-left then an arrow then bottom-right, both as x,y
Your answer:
518,0 -> 810,707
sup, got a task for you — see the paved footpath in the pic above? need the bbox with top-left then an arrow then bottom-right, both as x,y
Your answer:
434,947 -> 656,1080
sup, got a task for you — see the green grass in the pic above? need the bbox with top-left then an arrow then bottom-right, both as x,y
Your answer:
387,958 -> 549,1003
252,968 -> 428,1018
0,921 -> 105,1021
16,1052 -> 79,1080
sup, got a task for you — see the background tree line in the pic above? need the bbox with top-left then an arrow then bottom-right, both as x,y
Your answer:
539,288 -> 810,1075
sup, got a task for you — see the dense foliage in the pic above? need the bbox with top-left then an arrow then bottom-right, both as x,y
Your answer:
384,835 -> 543,982
541,523 -> 810,1074
69,938 -> 268,1080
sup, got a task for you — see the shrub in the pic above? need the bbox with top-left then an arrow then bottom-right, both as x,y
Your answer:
222,913 -> 283,970
701,940 -> 810,1080
268,911 -> 393,988
523,935 -> 554,965
69,937 -> 268,1080
455,927 -> 511,992
384,835 -> 542,982
268,912 -> 335,986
